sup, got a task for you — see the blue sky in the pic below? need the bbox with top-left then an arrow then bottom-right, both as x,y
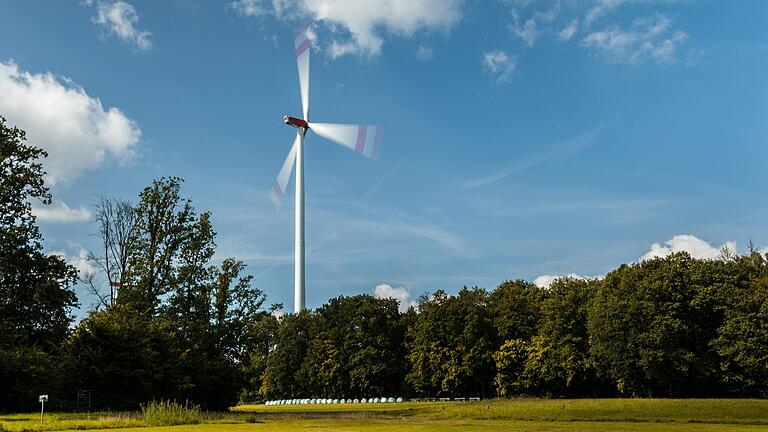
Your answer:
1,0 -> 767,315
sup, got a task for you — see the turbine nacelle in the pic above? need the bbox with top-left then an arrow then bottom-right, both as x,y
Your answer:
284,115 -> 309,130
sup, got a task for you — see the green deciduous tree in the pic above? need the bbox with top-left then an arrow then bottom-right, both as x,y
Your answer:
493,338 -> 529,396
0,117 -> 78,410
302,295 -> 406,398
406,288 -> 496,397
588,253 -> 732,396
711,253 -> 768,396
489,280 -> 546,343
62,304 -> 183,409
260,311 -> 315,399
241,308 -> 281,401
522,278 -> 603,396
65,178 -> 267,409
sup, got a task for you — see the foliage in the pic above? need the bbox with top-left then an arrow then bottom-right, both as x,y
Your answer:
522,278 -> 602,395
240,310 -> 281,401
587,253 -> 747,397
260,311 -> 315,399
406,288 -> 496,397
489,280 -> 545,343
0,117 -> 78,410
141,400 -> 202,426
711,253 -> 768,396
493,338 -> 529,396
62,178 -> 267,409
302,295 -> 406,398
61,304 -> 183,409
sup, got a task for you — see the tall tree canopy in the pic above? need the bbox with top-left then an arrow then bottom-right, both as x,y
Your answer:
64,177 -> 267,409
406,288 -> 496,397
302,295 -> 406,398
0,117 -> 78,410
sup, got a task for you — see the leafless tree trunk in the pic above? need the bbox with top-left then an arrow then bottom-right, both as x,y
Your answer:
84,196 -> 137,308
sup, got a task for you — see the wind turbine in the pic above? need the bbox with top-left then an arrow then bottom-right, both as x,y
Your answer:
270,23 -> 381,313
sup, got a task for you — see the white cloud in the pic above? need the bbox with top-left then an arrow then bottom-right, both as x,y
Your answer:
229,0 -> 269,17
416,45 -> 434,60
33,200 -> 92,223
483,50 -> 517,83
533,273 -> 592,289
88,1 -> 153,50
0,60 -> 141,185
559,19 -> 579,41
535,234 -> 736,288
585,0 -> 630,26
509,12 -> 540,46
374,283 -> 416,312
502,2 -> 692,65
233,0 -> 463,58
52,247 -> 96,277
581,14 -> 688,64
584,0 -> 683,26
640,234 -> 736,261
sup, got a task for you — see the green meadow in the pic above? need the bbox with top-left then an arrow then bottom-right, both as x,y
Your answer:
3,399 -> 768,432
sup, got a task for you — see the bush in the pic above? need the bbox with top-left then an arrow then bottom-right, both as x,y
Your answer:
141,400 -> 202,426
244,415 -> 263,423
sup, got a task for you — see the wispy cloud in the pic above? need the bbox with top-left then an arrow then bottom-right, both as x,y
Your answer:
584,0 -> 684,27
502,1 -> 693,65
33,200 -> 92,223
509,11 -> 540,46
559,19 -> 579,41
361,161 -> 405,202
581,14 -> 688,64
460,123 -> 604,190
585,0 -> 630,26
330,211 -> 468,257
483,50 -> 518,83
85,1 -> 153,50
416,45 -> 434,60
228,0 -> 269,17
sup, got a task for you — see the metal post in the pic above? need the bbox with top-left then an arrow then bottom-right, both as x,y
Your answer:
294,129 -> 305,313
40,399 -> 44,425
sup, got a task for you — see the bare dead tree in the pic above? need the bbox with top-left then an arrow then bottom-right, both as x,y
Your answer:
84,195 -> 137,308
719,244 -> 736,261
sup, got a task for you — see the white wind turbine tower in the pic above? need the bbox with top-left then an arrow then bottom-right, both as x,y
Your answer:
270,23 -> 381,313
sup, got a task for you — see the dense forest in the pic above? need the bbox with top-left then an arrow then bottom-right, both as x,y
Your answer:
2,117 -> 768,411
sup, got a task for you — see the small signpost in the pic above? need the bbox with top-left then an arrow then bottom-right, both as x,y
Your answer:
39,394 -> 48,425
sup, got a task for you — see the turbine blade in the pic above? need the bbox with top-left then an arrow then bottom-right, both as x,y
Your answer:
310,123 -> 381,160
269,133 -> 300,209
295,23 -> 311,121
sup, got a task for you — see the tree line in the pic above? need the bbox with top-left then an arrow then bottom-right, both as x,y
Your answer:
2,117 -> 768,411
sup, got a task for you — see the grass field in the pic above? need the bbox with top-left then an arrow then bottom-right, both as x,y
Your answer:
3,399 -> 768,431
